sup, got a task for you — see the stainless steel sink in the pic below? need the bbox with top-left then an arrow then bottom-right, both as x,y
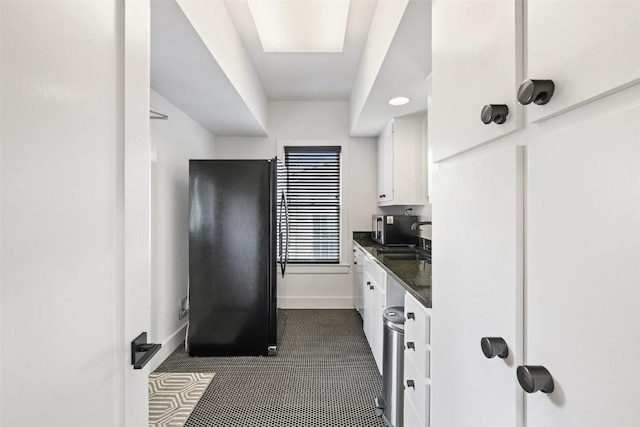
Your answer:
382,252 -> 430,261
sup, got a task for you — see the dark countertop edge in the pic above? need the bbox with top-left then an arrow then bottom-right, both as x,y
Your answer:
353,236 -> 432,309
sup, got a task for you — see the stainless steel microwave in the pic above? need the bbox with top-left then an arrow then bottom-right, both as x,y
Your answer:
371,215 -> 418,246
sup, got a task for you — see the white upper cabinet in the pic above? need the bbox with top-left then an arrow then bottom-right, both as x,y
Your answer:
431,144 -> 524,427
377,120 -> 395,204
377,113 -> 427,206
431,0 -> 523,162
524,0 -> 640,123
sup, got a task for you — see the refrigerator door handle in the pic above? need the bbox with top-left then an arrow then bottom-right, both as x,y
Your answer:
283,190 -> 290,277
279,192 -> 284,276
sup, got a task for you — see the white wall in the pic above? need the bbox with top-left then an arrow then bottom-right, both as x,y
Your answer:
1,1 -> 121,425
148,90 -> 216,369
215,101 -> 378,308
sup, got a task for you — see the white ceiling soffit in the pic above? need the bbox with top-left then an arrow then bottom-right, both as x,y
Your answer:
350,0 -> 431,137
225,0 -> 377,101
151,0 -> 268,136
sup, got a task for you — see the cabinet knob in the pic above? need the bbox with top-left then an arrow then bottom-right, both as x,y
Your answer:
381,194 -> 386,198
480,337 -> 509,359
517,365 -> 555,394
406,341 -> 415,350
406,380 -> 415,389
406,312 -> 415,320
481,104 -> 509,125
517,79 -> 555,105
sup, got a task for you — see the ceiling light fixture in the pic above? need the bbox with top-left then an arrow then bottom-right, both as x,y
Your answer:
248,0 -> 350,53
388,97 -> 410,106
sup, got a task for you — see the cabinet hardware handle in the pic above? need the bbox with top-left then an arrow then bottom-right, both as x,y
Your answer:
480,337 -> 509,359
406,380 -> 415,389
517,79 -> 555,105
381,194 -> 386,198
406,342 -> 415,350
481,104 -> 509,125
406,312 -> 415,320
517,365 -> 555,394
354,261 -> 357,265
369,285 -> 374,290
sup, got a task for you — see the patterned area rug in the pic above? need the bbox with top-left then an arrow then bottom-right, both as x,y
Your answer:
149,372 -> 215,427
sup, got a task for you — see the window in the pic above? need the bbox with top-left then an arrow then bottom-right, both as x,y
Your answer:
284,146 -> 341,264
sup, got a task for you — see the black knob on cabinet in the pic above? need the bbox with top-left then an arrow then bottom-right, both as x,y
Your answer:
406,312 -> 415,320
481,337 -> 509,359
381,194 -> 386,198
481,104 -> 509,125
406,342 -> 415,350
517,365 -> 555,394
517,79 -> 555,105
406,380 -> 415,389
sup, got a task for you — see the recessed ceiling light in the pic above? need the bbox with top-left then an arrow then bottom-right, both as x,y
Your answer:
388,97 -> 410,106
248,0 -> 350,53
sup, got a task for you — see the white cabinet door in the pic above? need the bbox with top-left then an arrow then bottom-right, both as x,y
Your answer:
371,283 -> 386,375
353,246 -> 365,316
431,145 -> 524,427
431,0 -> 523,162
526,100 -> 640,427
362,270 -> 374,347
377,120 -> 394,204
525,0 -> 640,123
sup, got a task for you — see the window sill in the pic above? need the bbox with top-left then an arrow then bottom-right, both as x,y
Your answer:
282,264 -> 351,274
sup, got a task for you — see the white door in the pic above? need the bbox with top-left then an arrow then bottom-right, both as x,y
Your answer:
525,0 -> 640,123
122,0 -> 153,425
526,95 -> 640,426
1,1 -> 151,425
431,0 -> 523,161
431,145 -> 524,427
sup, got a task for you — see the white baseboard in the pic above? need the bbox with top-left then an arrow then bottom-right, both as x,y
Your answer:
277,297 -> 355,309
147,323 -> 188,373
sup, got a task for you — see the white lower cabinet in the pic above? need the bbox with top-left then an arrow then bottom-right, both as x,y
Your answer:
353,245 -> 365,316
362,270 -> 374,346
404,293 -> 431,427
363,254 -> 387,375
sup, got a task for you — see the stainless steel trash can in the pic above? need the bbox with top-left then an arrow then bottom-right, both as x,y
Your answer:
375,306 -> 405,427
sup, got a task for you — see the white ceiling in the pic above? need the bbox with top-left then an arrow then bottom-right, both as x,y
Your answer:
224,0 -> 377,101
151,0 -> 431,137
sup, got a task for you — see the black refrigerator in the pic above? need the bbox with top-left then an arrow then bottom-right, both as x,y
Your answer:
187,159 -> 287,356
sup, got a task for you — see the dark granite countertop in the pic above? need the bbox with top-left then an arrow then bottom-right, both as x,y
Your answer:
353,232 -> 432,308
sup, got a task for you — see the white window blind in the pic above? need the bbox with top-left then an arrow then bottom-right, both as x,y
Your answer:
284,146 -> 341,264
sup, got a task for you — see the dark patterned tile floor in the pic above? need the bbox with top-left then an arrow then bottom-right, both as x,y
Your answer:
154,309 -> 386,427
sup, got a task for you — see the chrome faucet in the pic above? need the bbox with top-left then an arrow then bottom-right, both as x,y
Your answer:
411,221 -> 432,231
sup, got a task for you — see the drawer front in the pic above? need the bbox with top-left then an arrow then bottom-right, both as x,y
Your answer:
405,341 -> 430,380
405,293 -> 430,345
404,359 -> 430,426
